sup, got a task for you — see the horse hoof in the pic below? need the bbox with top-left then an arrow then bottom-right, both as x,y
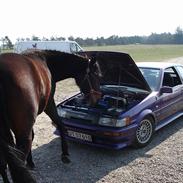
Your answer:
61,156 -> 71,164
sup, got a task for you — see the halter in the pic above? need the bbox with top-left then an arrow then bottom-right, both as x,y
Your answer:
82,67 -> 102,98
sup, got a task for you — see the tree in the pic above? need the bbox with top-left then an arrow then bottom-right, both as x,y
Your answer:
68,36 -> 74,41
57,37 -> 66,41
174,27 -> 183,44
0,36 -> 13,49
50,36 -> 57,41
42,37 -> 49,41
26,38 -> 31,41
31,35 -> 40,41
5,36 -> 13,49
0,37 -> 6,49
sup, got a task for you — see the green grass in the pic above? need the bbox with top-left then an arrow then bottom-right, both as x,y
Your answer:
0,49 -> 13,53
84,44 -> 183,62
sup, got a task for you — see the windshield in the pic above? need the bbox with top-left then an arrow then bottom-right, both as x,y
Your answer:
139,68 -> 161,91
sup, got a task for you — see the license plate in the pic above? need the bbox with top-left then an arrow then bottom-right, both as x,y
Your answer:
67,130 -> 92,142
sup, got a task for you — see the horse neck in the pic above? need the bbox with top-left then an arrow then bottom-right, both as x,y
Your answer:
45,53 -> 88,82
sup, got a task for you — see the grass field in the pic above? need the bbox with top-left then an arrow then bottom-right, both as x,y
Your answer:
84,44 -> 183,62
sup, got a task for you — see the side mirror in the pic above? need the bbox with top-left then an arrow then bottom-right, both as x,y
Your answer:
160,86 -> 173,95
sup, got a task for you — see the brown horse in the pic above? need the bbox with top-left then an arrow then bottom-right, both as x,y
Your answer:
0,50 -> 101,183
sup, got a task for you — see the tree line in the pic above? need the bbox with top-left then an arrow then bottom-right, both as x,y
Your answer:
1,27 -> 183,50
74,27 -> 183,46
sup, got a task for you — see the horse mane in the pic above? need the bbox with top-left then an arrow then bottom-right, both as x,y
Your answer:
22,50 -> 88,63
22,50 -> 90,81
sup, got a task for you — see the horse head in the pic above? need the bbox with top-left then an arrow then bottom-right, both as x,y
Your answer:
75,56 -> 102,106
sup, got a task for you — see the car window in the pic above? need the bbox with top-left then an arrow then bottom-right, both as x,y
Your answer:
176,66 -> 183,80
163,67 -> 182,87
70,43 -> 77,53
76,45 -> 83,52
139,68 -> 161,91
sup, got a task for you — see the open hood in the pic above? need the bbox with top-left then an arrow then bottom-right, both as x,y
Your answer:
79,51 -> 151,92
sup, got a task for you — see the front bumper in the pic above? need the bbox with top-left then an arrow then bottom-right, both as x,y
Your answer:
59,118 -> 138,149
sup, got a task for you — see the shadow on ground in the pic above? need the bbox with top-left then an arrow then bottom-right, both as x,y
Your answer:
32,117 -> 183,183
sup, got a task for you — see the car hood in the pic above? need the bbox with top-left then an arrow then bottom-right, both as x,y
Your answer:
79,51 -> 151,92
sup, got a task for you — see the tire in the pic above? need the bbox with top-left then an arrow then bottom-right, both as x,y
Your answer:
133,117 -> 154,148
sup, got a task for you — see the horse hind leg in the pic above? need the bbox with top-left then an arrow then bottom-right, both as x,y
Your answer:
0,86 -> 11,182
0,163 -> 10,183
0,148 -> 10,183
12,112 -> 36,168
27,151 -> 35,169
26,130 -> 35,169
15,132 -> 33,166
0,137 -> 12,183
0,126 -> 12,182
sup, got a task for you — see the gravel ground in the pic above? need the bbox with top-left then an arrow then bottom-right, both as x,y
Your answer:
1,58 -> 183,183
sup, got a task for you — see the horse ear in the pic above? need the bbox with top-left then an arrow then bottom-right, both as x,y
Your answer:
89,57 -> 103,77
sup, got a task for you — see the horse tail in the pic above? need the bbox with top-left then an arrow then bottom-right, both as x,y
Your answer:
0,85 -> 36,183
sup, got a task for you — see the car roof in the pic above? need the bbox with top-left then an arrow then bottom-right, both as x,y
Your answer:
137,62 -> 182,69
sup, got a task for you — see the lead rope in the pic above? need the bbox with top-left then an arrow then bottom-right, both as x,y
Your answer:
80,62 -> 102,100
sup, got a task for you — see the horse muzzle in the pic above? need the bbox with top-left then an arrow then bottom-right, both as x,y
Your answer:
89,89 -> 102,106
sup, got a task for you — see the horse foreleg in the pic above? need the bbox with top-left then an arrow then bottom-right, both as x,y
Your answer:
59,120 -> 70,164
26,130 -> 35,169
45,99 -> 70,164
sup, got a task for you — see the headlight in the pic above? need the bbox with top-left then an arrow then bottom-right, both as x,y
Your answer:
99,117 -> 131,127
58,109 -> 68,118
116,117 -> 131,127
99,117 -> 117,127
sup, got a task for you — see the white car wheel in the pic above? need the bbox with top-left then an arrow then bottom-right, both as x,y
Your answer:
134,117 -> 154,147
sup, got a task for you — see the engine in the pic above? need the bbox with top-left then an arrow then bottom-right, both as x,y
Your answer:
63,85 -> 148,116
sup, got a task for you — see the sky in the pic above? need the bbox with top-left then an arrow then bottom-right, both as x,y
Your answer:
1,0 -> 183,43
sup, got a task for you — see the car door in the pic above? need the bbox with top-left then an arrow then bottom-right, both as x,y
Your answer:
175,65 -> 183,111
155,67 -> 182,122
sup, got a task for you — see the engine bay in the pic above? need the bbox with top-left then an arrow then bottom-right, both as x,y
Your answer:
61,85 -> 149,116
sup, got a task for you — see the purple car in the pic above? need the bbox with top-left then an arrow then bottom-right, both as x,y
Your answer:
57,51 -> 183,149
